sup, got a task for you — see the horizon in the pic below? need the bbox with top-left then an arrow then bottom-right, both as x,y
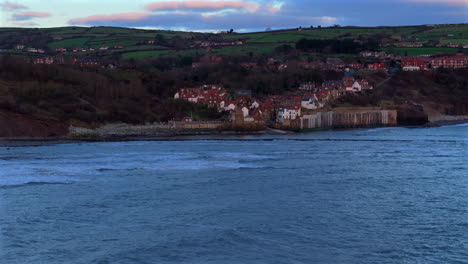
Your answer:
2,22 -> 468,34
1,0 -> 467,32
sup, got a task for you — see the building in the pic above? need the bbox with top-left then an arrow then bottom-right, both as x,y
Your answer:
174,85 -> 229,110
301,97 -> 319,110
277,105 -> 301,123
34,57 -> 54,65
431,54 -> 468,69
401,58 -> 428,71
367,62 -> 386,71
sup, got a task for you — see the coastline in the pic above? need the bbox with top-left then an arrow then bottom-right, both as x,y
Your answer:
1,119 -> 467,147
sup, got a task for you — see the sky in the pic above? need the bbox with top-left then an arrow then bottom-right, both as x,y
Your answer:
1,0 -> 467,32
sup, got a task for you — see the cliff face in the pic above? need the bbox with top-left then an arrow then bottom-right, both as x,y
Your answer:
0,112 -> 69,138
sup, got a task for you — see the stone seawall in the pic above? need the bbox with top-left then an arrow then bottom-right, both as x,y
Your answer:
300,110 -> 397,129
69,121 -> 228,138
168,121 -> 225,130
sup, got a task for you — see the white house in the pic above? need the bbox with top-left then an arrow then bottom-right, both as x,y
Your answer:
241,106 -> 249,117
301,97 -> 319,110
251,101 -> 260,109
277,107 -> 301,123
346,81 -> 371,92
224,101 -> 237,111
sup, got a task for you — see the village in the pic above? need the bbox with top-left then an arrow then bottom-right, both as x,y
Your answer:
173,73 -> 375,127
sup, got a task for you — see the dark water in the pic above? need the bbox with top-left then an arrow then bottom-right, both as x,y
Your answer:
1,125 -> 467,264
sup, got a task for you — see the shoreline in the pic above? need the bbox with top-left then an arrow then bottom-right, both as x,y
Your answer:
1,120 -> 467,147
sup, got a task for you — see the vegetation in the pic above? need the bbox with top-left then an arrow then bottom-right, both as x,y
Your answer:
1,24 -> 467,60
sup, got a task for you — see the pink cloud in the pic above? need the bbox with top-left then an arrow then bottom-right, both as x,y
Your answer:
69,12 -> 151,25
12,11 -> 51,21
405,0 -> 468,6
0,1 -> 27,10
144,0 -> 259,13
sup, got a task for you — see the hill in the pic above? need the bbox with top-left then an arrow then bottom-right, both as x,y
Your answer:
1,24 -> 468,137
1,24 -> 467,60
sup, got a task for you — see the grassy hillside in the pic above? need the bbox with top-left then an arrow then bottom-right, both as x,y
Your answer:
0,24 -> 467,60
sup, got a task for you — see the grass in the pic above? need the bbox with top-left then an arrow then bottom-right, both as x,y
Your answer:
47,37 -> 91,49
223,26 -> 429,43
388,47 -> 462,56
121,49 -> 206,59
211,43 -> 282,56
440,39 -> 468,45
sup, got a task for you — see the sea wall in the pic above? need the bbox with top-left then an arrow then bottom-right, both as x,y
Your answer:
168,121 -> 225,130
68,121 -> 228,138
300,110 -> 397,129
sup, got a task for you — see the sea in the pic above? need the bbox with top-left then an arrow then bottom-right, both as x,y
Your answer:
0,124 -> 467,264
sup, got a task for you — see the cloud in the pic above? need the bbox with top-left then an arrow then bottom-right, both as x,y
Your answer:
13,21 -> 39,27
12,11 -> 50,21
12,11 -> 51,21
0,1 -> 27,10
404,0 -> 468,6
69,12 -> 151,24
144,0 -> 259,13
68,11 -> 337,31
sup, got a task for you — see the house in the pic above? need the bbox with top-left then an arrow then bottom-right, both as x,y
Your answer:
298,82 -> 316,91
345,79 -> 373,92
446,43 -> 460,48
401,58 -> 428,71
301,97 -> 319,110
431,54 -> 468,69
367,62 -> 386,71
34,57 -> 54,65
73,58 -> 100,67
278,63 -> 288,71
277,105 -> 301,123
175,85 -> 229,110
348,62 -> 363,69
55,48 -> 67,52
15,44 -> 25,50
326,58 -> 345,68
181,117 -> 193,122
99,46 -> 109,51
224,101 -> 238,111
26,48 -> 38,53
240,62 -> 257,69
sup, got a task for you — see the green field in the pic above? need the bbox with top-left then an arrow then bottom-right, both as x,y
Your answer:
48,37 -> 91,49
388,47 -> 462,56
440,39 -> 468,45
2,24 -> 468,59
121,49 -> 207,59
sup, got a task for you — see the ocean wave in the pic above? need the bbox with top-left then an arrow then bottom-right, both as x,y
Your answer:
442,122 -> 468,128
0,175 -> 81,187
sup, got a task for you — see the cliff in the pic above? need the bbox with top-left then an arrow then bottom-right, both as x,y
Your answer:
0,112 -> 69,138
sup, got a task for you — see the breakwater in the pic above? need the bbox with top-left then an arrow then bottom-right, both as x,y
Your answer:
300,110 -> 397,129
